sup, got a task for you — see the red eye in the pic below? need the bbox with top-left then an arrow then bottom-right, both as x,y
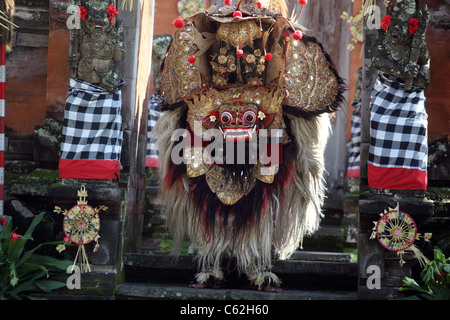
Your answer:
220,111 -> 232,124
243,111 -> 256,123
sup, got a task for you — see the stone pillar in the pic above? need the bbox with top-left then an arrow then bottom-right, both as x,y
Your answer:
358,0 -> 384,300
358,0 -> 434,299
45,0 -> 70,123
34,0 -> 70,164
46,0 -> 154,297
48,182 -> 125,298
298,0 -> 352,209
358,198 -> 433,299
120,0 -> 154,253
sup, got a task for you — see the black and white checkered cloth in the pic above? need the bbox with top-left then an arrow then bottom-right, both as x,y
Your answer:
60,78 -> 124,162
368,72 -> 428,187
347,101 -> 361,178
146,93 -> 163,167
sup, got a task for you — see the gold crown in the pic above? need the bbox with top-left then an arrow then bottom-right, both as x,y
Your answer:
160,1 -> 342,115
185,84 -> 285,131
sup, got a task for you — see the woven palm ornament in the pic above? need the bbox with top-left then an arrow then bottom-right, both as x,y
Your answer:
54,184 -> 107,273
370,203 -> 431,267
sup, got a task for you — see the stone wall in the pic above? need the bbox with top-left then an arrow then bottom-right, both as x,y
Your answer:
6,0 -> 49,140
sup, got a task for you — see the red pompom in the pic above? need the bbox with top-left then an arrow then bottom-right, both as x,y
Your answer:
188,56 -> 196,64
298,0 -> 307,5
380,15 -> 391,31
256,1 -> 262,8
265,53 -> 273,61
224,0 -> 232,5
292,30 -> 303,40
173,18 -> 185,29
236,49 -> 244,57
233,10 -> 242,18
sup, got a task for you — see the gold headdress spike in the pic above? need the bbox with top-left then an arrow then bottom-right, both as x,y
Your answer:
289,0 -> 308,24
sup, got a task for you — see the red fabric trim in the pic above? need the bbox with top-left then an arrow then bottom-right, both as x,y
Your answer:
146,157 -> 159,168
59,159 -> 121,180
367,163 -> 427,190
0,83 -> 5,99
347,168 -> 360,178
0,43 -> 5,65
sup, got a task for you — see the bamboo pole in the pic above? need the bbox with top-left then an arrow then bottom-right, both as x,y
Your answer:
0,43 -> 5,215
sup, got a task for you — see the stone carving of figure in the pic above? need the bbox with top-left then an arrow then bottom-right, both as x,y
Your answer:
68,0 -> 125,92
373,0 -> 430,89
367,0 -> 431,193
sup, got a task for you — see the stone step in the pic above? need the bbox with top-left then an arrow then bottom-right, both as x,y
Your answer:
301,225 -> 347,252
123,253 -> 357,291
124,252 -> 356,274
289,251 -> 352,262
145,185 -> 160,195
115,282 -> 358,300
312,225 -> 344,237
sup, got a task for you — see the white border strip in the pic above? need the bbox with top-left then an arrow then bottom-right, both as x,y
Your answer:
0,65 -> 5,83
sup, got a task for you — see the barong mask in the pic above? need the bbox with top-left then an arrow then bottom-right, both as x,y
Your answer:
160,0 -> 344,205
154,0 -> 345,290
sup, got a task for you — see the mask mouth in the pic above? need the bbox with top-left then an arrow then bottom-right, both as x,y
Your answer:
219,125 -> 258,141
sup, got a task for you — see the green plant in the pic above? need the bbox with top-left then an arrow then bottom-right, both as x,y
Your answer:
0,212 -> 72,300
398,247 -> 450,300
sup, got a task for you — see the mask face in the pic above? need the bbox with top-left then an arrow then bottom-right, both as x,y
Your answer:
217,105 -> 259,141
188,86 -> 282,144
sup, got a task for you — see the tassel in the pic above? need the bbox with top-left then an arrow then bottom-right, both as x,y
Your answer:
397,251 -> 406,267
370,221 -> 377,239
93,235 -> 100,252
72,245 -> 91,273
409,244 -> 430,268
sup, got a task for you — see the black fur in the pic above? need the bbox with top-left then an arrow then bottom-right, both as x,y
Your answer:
165,135 -> 298,236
